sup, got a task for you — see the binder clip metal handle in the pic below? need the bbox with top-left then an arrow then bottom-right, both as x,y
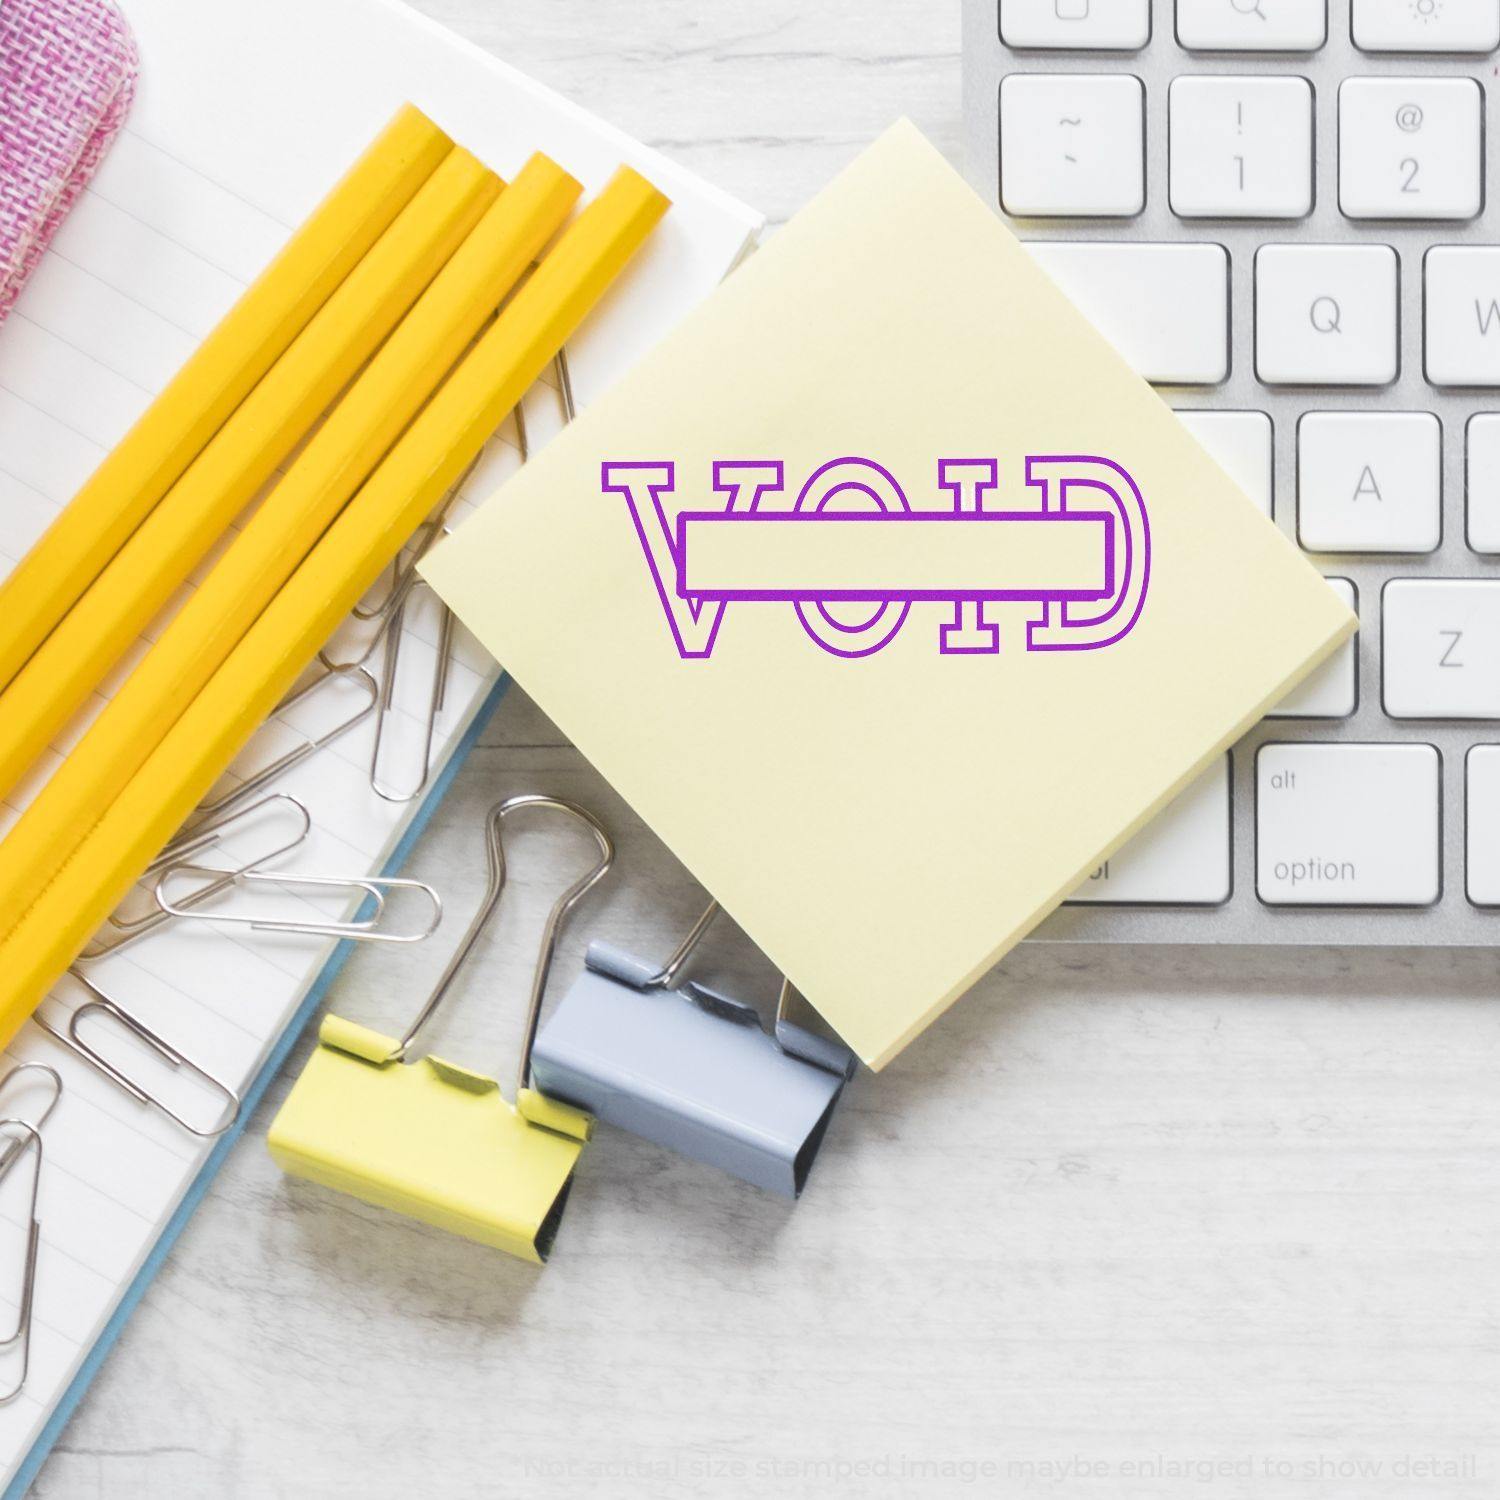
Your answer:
388,794 -> 613,1096
533,899 -> 857,1198
597,900 -> 855,1077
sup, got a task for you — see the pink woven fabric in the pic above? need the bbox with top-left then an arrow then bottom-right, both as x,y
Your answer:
0,0 -> 138,321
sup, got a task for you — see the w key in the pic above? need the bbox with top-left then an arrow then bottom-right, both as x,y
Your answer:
1383,580 -> 1500,718
1427,248 -> 1500,386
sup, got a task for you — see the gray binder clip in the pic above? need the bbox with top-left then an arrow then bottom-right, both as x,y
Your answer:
530,900 -> 856,1198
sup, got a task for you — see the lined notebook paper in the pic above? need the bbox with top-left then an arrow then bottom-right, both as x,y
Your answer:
0,0 -> 760,1485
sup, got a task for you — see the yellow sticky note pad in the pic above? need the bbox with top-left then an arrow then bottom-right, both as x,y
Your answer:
422,121 -> 1354,1069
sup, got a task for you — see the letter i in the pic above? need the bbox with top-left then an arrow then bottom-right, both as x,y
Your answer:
938,459 -> 1001,654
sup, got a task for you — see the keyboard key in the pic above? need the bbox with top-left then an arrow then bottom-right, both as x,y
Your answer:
1269,578 -> 1357,717
1353,0 -> 1500,53
1001,0 -> 1151,49
1169,76 -> 1314,219
1297,411 -> 1441,552
1384,580 -> 1500,718
1029,242 -> 1229,383
1257,743 -> 1440,906
1338,78 -> 1483,221
1177,0 -> 1326,51
1426,247 -> 1500,386
1071,757 -> 1230,904
1175,409 -> 1272,515
1465,747 -> 1500,905
1001,74 -> 1145,217
1255,244 -> 1398,386
1467,415 -> 1500,553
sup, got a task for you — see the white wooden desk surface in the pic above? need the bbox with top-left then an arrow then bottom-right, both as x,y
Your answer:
33,3 -> 1500,1496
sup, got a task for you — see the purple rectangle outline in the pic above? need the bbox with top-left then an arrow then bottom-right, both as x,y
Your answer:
674,511 -> 1115,603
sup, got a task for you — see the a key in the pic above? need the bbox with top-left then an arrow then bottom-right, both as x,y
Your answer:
1384,580 -> 1500,719
1177,0 -> 1327,52
1257,743 -> 1440,906
1467,415 -> 1500,552
1028,242 -> 1229,384
1001,74 -> 1145,217
1339,78 -> 1482,221
1169,76 -> 1314,220
1297,411 -> 1440,552
1426,247 -> 1500,386
1069,757 -> 1230,905
1001,0 -> 1151,49
1175,409 -> 1272,515
1269,578 -> 1357,717
1465,747 -> 1500,905
1353,0 -> 1500,53
1255,244 -> 1398,386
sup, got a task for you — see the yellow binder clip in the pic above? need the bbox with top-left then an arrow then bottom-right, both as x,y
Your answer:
267,794 -> 614,1263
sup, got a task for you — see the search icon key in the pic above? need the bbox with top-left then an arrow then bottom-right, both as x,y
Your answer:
1177,0 -> 1326,47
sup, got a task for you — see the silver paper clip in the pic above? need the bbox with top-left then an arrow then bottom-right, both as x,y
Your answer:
38,973 -> 240,1138
0,1063 -> 61,1176
322,444 -> 486,801
0,1120 -> 42,1405
79,794 -> 313,961
555,347 -> 577,423
368,578 -> 454,805
363,351 -> 574,805
512,348 -> 576,459
531,899 -> 856,1198
322,447 -> 480,675
193,662 -> 377,824
153,862 -> 442,944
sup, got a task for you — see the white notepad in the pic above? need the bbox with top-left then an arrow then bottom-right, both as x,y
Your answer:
0,0 -> 760,1486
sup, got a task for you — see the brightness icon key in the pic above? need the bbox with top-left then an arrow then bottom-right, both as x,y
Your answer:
1352,0 -> 1500,52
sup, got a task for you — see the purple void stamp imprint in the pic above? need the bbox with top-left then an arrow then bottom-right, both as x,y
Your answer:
603,455 -> 1149,661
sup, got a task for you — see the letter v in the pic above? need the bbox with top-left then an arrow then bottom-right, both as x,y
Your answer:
603,460 -> 783,659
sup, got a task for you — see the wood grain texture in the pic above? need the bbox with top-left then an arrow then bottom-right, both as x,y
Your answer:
33,4 -> 1500,1497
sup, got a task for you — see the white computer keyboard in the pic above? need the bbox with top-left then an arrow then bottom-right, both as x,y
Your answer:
962,0 -> 1500,944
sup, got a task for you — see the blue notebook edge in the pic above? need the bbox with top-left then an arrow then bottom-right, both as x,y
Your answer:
6,675 -> 511,1499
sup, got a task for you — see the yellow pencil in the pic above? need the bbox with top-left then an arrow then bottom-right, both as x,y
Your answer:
0,145 -> 500,803
0,166 -> 670,1042
0,104 -> 451,697
0,153 -> 583,943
